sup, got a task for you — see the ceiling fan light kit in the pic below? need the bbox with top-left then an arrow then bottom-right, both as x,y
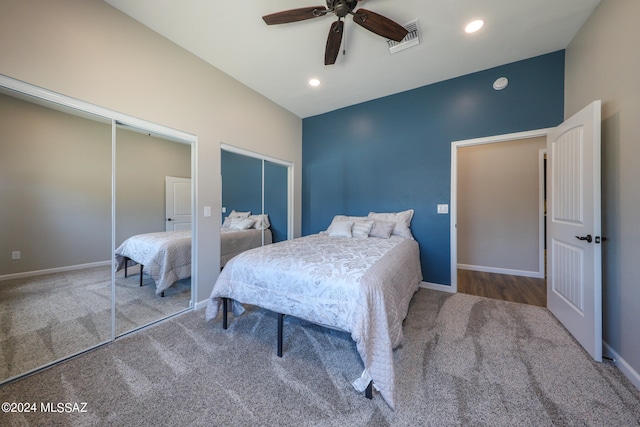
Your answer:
262,0 -> 409,65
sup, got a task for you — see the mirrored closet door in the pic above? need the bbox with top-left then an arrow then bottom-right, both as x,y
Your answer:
114,125 -> 193,336
0,89 -> 113,382
0,76 -> 195,385
220,146 -> 292,268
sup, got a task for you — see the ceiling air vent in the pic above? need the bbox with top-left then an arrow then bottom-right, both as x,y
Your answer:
387,19 -> 420,54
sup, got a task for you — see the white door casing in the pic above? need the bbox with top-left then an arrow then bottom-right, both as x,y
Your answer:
547,100 -> 602,362
166,176 -> 192,231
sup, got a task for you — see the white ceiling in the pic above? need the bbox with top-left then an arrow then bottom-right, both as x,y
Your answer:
104,0 -> 600,118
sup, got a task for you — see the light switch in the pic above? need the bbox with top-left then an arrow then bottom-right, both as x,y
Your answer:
437,204 -> 449,214
203,206 -> 212,217
221,207 -> 227,213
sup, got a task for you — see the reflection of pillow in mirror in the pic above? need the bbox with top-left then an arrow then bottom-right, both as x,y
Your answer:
368,220 -> 395,239
249,214 -> 270,229
352,220 -> 374,238
229,210 -> 251,219
327,220 -> 353,237
229,217 -> 255,230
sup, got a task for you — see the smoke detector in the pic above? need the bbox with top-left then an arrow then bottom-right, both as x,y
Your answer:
387,19 -> 421,54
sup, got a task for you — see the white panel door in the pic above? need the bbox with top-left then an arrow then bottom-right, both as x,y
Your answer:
547,100 -> 602,362
165,176 -> 192,231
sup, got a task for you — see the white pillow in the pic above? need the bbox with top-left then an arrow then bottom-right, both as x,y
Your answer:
228,210 -> 251,219
229,217 -> 255,230
323,215 -> 367,233
352,219 -> 374,238
249,214 -> 270,230
327,220 -> 353,237
368,220 -> 395,239
368,209 -> 414,239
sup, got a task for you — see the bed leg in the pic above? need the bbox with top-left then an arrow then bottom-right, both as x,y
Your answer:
277,313 -> 284,357
124,258 -> 129,278
139,265 -> 144,286
161,291 -> 165,297
222,298 -> 228,330
365,381 -> 373,399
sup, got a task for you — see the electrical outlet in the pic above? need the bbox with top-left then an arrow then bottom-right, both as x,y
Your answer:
437,204 -> 449,214
12,251 -> 21,260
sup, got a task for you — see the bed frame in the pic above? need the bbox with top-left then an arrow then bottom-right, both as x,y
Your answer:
220,297 -> 374,399
123,257 -> 165,297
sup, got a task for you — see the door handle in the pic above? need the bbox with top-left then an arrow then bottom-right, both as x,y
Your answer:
167,218 -> 173,221
575,234 -> 592,243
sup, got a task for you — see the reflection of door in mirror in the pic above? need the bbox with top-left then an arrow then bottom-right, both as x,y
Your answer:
220,148 -> 291,269
0,91 -> 112,383
165,176 -> 192,231
114,126 -> 192,336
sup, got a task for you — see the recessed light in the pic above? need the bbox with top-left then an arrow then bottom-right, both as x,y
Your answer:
309,78 -> 320,87
465,19 -> 484,34
493,77 -> 509,90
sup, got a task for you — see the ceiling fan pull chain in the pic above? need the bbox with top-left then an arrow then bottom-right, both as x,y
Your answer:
343,27 -> 347,56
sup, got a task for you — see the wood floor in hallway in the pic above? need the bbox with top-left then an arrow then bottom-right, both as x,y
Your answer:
457,269 -> 547,307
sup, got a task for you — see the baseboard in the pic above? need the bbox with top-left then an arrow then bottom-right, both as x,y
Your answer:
194,299 -> 209,310
420,281 -> 455,293
457,263 -> 544,279
0,260 -> 112,281
603,341 -> 640,391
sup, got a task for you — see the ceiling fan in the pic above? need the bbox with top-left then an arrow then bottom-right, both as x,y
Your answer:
262,0 -> 409,65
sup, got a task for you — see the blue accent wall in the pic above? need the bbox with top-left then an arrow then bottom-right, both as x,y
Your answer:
302,51 -> 565,285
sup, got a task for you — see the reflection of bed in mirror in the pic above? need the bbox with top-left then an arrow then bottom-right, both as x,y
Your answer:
115,214 -> 272,295
221,228 -> 272,267
115,230 -> 191,296
220,211 -> 273,267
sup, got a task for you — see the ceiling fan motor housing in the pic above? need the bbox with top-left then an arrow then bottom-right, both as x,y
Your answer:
330,0 -> 358,17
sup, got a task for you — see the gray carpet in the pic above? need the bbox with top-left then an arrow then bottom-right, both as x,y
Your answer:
1,289 -> 639,426
0,266 -> 190,382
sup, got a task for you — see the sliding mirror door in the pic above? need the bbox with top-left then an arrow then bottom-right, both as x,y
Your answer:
0,90 -> 112,382
264,160 -> 289,243
114,125 -> 192,336
220,147 -> 291,268
220,150 -> 262,267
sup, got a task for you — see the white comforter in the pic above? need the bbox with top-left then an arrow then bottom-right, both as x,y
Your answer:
205,234 -> 422,409
115,230 -> 191,294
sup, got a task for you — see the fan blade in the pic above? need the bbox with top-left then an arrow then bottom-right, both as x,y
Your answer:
352,8 -> 408,42
324,20 -> 344,65
262,6 -> 327,25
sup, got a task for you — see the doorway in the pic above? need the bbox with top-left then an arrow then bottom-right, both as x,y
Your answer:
451,129 -> 550,306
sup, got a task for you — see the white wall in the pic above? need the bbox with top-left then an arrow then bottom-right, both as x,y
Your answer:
565,0 -> 640,386
457,137 -> 546,276
0,0 -> 302,302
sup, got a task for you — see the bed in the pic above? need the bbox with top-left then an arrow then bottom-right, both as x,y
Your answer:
205,210 -> 423,410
